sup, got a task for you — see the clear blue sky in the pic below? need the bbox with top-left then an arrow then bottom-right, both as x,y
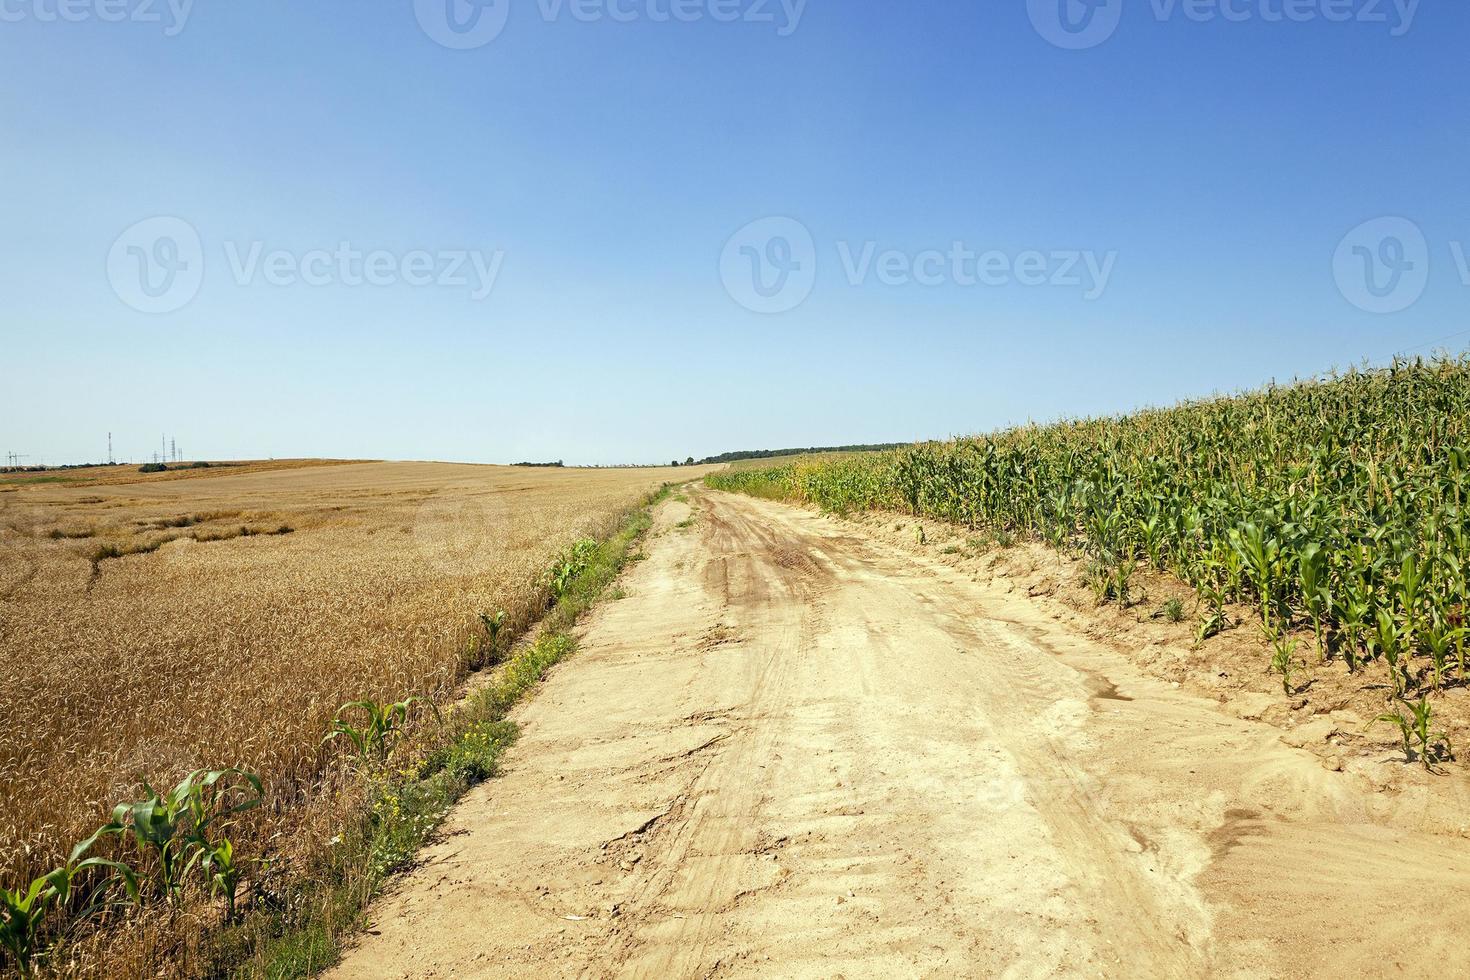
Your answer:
3,0 -> 1467,466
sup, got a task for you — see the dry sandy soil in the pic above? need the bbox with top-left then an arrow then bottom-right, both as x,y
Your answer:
331,487 -> 1470,979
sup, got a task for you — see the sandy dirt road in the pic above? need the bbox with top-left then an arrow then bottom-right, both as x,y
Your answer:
332,487 -> 1470,979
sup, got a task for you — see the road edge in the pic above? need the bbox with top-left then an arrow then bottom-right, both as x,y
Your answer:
218,484 -> 679,979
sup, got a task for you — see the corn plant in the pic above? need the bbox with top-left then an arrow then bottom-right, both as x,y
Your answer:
1370,610 -> 1411,697
1270,636 -> 1299,695
1375,697 -> 1455,771
1423,623 -> 1462,691
324,697 -> 436,765
1229,521 -> 1280,634
195,836 -> 257,923
1297,542 -> 1330,656
1194,583 -> 1229,646
547,539 -> 598,599
1084,561 -> 1112,605
1114,560 -> 1136,607
478,609 -> 506,644
1085,559 -> 1136,607
1338,583 -> 1371,673
712,356 -> 1470,699
1397,552 -> 1426,641
477,609 -> 507,665
100,768 -> 262,904
1,840 -> 136,975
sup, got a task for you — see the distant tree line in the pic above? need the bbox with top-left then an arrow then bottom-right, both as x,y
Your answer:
694,444 -> 907,465
513,460 -> 565,468
0,461 -> 125,474
138,461 -> 211,473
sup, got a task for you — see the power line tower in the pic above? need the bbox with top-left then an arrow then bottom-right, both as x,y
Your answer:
171,438 -> 177,463
108,432 -> 114,465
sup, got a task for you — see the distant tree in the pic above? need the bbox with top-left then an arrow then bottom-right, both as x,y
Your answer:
685,457 -> 695,466
671,460 -> 680,467
696,444 -> 908,465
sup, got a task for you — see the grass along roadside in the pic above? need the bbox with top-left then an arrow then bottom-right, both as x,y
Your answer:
221,485 -> 670,978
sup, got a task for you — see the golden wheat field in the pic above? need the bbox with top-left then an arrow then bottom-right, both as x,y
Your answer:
0,461 -> 702,906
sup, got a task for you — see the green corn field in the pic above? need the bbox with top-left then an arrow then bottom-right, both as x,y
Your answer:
708,356 -> 1470,696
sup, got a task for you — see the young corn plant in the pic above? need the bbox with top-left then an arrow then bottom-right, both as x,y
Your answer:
1084,561 -> 1112,605
1229,521 -> 1280,636
1370,610 -> 1412,697
477,609 -> 507,665
1422,623 -> 1462,691
1451,603 -> 1470,679
1114,560 -> 1137,607
1,841 -> 137,976
100,768 -> 262,905
1270,636 -> 1300,695
1338,587 -> 1371,674
195,835 -> 258,923
324,697 -> 437,765
1084,558 -> 1136,607
1375,697 -> 1455,771
547,538 -> 599,600
1194,583 -> 1229,646
1297,542 -> 1330,658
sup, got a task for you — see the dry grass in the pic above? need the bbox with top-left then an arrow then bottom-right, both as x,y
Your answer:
0,461 -> 709,975
0,458 -> 365,490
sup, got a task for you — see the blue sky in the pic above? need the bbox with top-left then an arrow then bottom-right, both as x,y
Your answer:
3,0 -> 1467,466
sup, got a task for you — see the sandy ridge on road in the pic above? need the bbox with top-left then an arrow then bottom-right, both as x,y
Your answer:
331,486 -> 1470,979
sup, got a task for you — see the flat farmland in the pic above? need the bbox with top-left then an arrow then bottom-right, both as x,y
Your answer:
0,458 -> 365,489
0,461 -> 704,897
